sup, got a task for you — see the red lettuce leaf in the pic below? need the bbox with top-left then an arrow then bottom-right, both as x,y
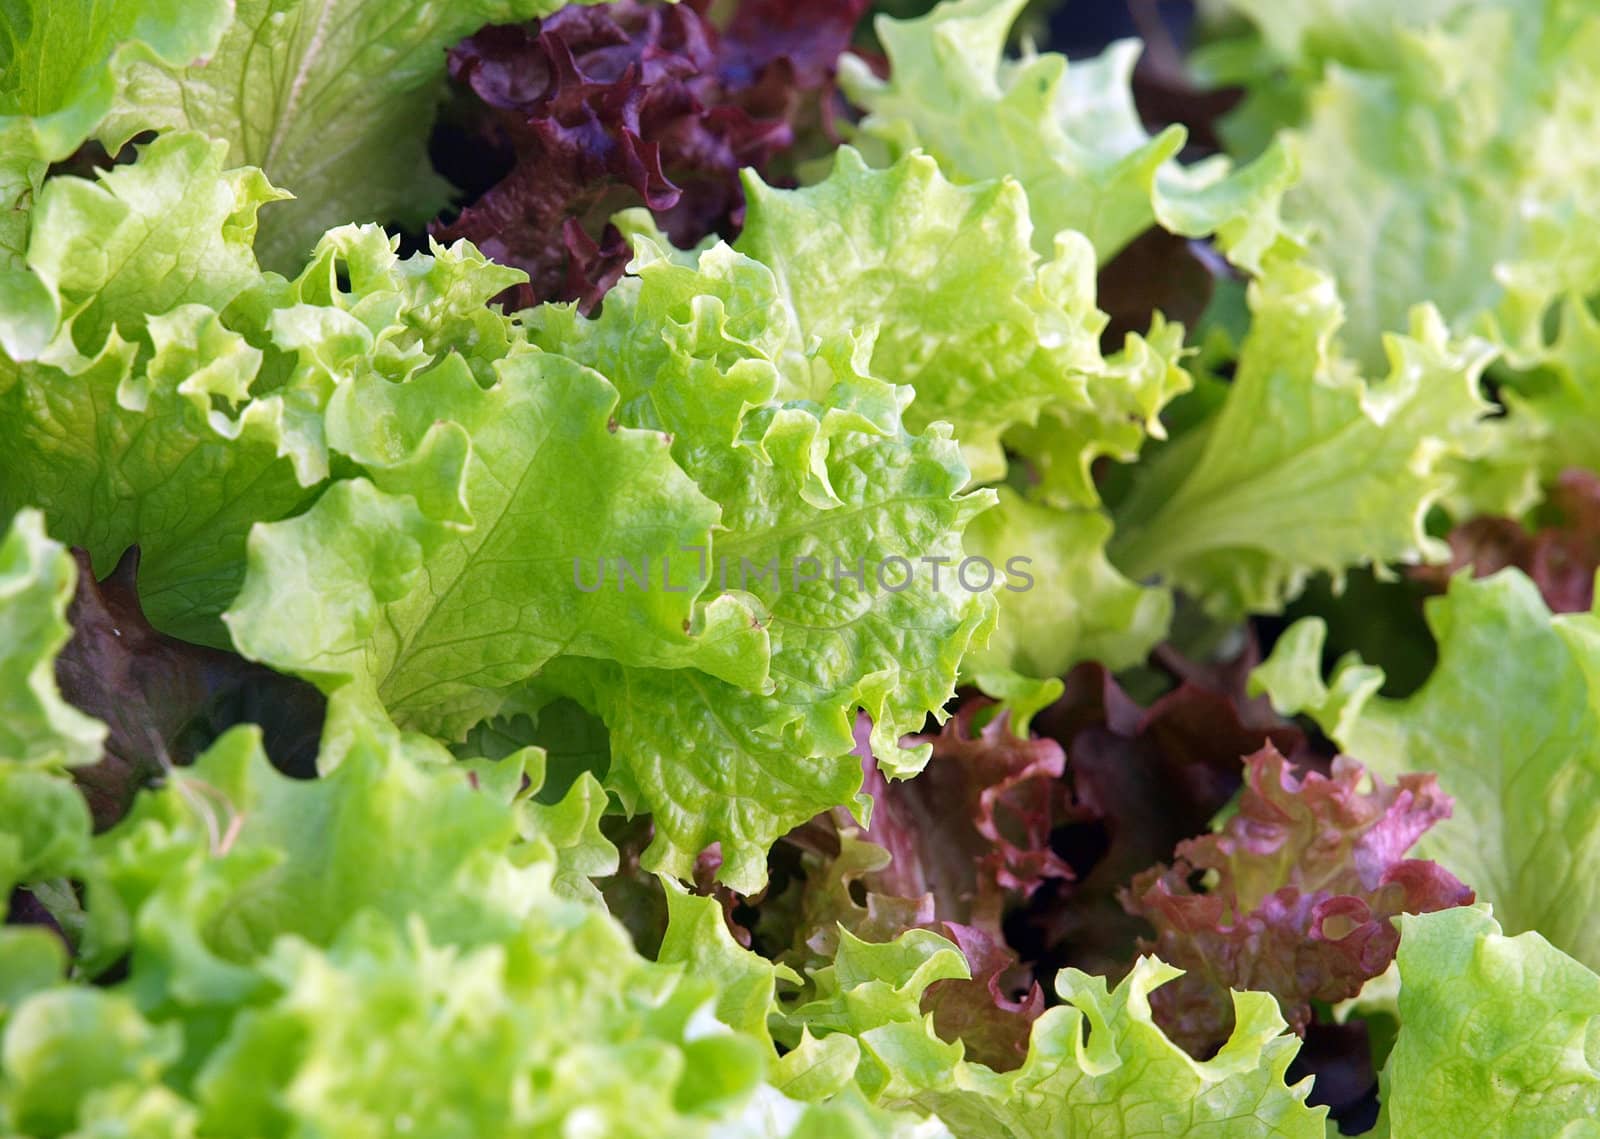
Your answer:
756,652 -> 1316,1068
432,0 -> 868,310
1016,657 -> 1311,978
1121,746 -> 1475,1057
746,712 -> 1067,1069
892,702 -> 1073,923
920,920 -> 1044,1070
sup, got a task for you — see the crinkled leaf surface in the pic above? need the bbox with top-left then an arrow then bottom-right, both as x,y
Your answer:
0,0 -> 231,357
2,689 -> 947,1138
1124,747 -> 1472,1056
521,159 -> 1004,886
1255,571 -> 1600,968
963,488 -> 1171,680
840,0 -> 1298,268
435,0 -> 871,309
736,148 -> 1108,484
780,927 -> 1325,1137
1215,1 -> 1600,368
1019,659 -> 1306,980
0,134 -> 310,645
0,509 -> 104,908
226,349 -> 766,740
0,510 -> 105,774
1110,258 -> 1493,617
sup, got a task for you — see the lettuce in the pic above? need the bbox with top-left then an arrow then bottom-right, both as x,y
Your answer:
1256,571 -> 1600,968
1206,0 -> 1600,376
12,0 -> 1600,1132
434,0 -> 872,309
1109,257 -> 1494,618
1124,746 -> 1472,1056
0,0 -> 232,358
1380,907 -> 1600,1134
841,0 -> 1299,270
777,929 -> 1327,1136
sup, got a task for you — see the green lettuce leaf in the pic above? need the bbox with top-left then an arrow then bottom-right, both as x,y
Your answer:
0,509 -> 105,912
840,0 -> 1299,268
1,989 -> 179,1137
0,134 -> 311,645
18,131 -> 285,358
513,157 -> 1014,886
0,0 -> 231,358
735,147 -> 1108,485
961,488 -> 1171,678
0,137 -> 555,646
0,509 -> 105,773
723,148 -> 1185,682
1109,257 -> 1493,618
225,349 -> 768,738
89,708 -> 537,975
1211,1 -> 1600,368
778,927 -> 1326,1137
3,691 -> 948,1138
1381,906 -> 1600,1135
658,884 -> 800,1046
96,0 -> 610,270
1464,295 -> 1600,514
1253,571 -> 1600,968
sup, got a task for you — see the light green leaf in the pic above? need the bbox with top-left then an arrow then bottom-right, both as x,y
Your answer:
0,770 -> 93,910
1,989 -> 178,1137
99,0 -> 608,270
780,926 -> 1325,1138
919,962 -> 1323,1138
736,148 -> 1107,485
841,0 -> 1299,268
1253,572 -> 1600,967
1212,0 -> 1481,74
0,928 -> 66,1024
515,760 -> 620,903
20,132 -> 286,357
1002,314 -> 1192,511
97,702 -> 536,963
1382,907 -> 1600,1136
0,134 -> 315,644
962,487 -> 1171,679
227,349 -> 768,739
40,688 -> 943,1138
1216,1 -> 1600,368
529,182 -> 1000,887
1468,295 -> 1600,508
0,313 -> 313,645
1110,258 -> 1493,618
0,0 -> 232,356
772,1031 -> 863,1104
0,509 -> 99,952
659,883 -> 797,1045
536,658 -> 866,894
65,1086 -> 201,1139
187,909 -> 769,1139
0,509 -> 105,772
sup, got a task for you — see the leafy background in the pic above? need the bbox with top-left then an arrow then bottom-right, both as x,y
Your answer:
6,0 -> 1600,1135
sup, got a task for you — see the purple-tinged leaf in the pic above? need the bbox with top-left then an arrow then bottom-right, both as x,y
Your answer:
1121,746 -> 1475,1056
